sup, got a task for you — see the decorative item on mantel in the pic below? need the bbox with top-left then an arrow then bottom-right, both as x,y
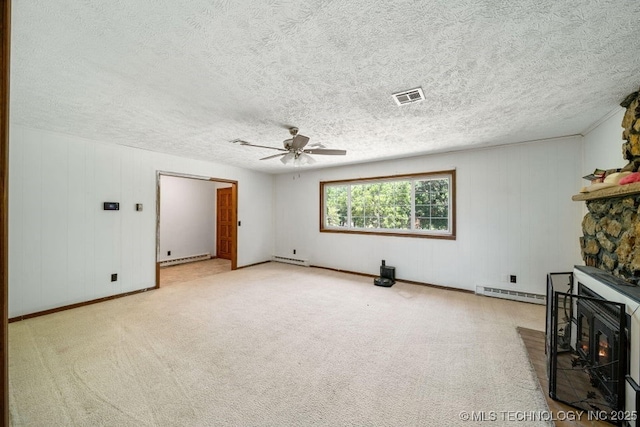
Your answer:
574,86 -> 640,284
575,86 -> 640,197
579,168 -> 625,193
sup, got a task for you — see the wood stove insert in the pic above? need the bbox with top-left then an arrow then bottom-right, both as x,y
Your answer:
546,267 -> 640,425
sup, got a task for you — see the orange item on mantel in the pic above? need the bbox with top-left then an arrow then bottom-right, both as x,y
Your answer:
619,172 -> 640,185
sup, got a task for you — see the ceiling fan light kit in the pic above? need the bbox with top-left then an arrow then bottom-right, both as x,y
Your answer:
233,127 -> 346,167
279,152 -> 315,167
296,152 -> 315,166
280,152 -> 295,164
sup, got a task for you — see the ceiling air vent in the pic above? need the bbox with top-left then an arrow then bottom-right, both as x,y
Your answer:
392,87 -> 424,106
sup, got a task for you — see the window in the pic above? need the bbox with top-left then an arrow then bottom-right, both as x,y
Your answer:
320,170 -> 455,239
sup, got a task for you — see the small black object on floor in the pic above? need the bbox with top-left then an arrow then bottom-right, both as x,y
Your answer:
374,260 -> 396,287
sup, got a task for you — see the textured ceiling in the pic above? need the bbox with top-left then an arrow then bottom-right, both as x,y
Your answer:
10,0 -> 640,173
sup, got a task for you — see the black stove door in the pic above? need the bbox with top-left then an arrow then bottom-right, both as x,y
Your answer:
549,291 -> 626,424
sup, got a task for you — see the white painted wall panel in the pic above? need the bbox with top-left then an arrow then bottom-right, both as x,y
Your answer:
40,134 -> 70,307
119,148 -> 136,293
66,138 -> 88,300
81,141 -> 98,300
8,125 -> 275,318
555,141 -> 585,269
467,149 -> 491,284
92,142 -> 121,300
127,150 -> 144,291
131,150 -> 157,292
583,109 -> 626,173
273,137 -> 584,295
158,176 -> 218,262
21,129 -> 44,312
580,109 -> 626,218
8,125 -> 25,314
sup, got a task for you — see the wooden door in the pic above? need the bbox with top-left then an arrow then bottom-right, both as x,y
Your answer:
216,187 -> 233,260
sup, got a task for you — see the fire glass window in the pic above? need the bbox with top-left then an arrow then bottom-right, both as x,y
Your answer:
320,170 -> 456,239
578,313 -> 590,358
597,332 -> 611,367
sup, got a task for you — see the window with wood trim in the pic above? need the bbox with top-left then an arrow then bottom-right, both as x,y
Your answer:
320,170 -> 456,239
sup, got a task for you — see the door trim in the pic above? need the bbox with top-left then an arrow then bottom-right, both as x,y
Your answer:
155,172 -> 238,286
1,1 -> 10,425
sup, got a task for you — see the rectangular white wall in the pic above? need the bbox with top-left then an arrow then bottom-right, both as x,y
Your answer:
273,137 -> 584,295
12,121 -> 620,316
583,108 -> 626,173
159,176 -> 223,261
8,125 -> 274,318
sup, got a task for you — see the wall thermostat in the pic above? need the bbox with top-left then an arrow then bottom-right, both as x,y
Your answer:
103,202 -> 119,211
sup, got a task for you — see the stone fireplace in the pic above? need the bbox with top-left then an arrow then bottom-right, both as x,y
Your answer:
578,87 -> 640,283
580,196 -> 640,283
544,87 -> 640,425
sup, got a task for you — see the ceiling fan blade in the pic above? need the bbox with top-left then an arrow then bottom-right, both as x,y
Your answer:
260,153 -> 287,160
303,149 -> 347,156
291,134 -> 309,150
246,143 -> 288,152
232,139 -> 288,152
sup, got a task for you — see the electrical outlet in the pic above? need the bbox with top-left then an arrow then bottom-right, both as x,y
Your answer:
293,249 -> 296,255
510,275 -> 517,283
111,273 -> 117,282
168,251 -> 171,256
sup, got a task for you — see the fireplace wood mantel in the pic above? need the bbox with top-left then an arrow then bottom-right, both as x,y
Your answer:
572,181 -> 640,201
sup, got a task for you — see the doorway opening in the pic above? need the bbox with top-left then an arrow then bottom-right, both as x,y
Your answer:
156,172 -> 238,287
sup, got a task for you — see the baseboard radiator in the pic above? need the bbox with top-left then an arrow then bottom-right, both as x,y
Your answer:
272,255 -> 310,267
475,286 -> 546,305
159,253 -> 211,267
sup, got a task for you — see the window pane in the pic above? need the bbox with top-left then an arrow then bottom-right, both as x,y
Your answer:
365,216 -> 380,228
352,216 -> 365,228
414,177 -> 450,232
416,217 -> 430,230
325,185 -> 348,227
321,171 -> 454,238
431,219 -> 449,230
431,205 -> 448,218
415,180 -> 430,194
415,204 -> 430,218
386,206 -> 410,229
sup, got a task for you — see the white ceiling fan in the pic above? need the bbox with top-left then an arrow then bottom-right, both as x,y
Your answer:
232,127 -> 346,167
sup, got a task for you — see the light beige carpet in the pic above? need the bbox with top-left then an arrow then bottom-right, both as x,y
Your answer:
159,258 -> 231,287
9,262 -> 550,426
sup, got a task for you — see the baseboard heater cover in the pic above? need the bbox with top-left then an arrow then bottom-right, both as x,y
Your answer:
272,255 -> 310,267
476,286 -> 546,305
159,253 -> 210,267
